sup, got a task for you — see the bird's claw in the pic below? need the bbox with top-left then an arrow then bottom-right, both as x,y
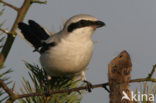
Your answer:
83,80 -> 93,92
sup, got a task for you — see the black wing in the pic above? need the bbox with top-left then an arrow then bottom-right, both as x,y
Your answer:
18,20 -> 50,50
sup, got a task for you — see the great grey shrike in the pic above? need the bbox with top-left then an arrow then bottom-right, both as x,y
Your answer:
17,14 -> 105,89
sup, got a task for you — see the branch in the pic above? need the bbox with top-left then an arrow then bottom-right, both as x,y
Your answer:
0,0 -> 31,67
0,77 -> 156,101
147,64 -> 156,78
12,78 -> 156,99
0,0 -> 19,11
17,83 -> 109,99
31,0 -> 47,4
0,0 -> 47,67
0,79 -> 15,99
0,0 -> 32,66
130,78 -> 156,83
0,28 -> 10,35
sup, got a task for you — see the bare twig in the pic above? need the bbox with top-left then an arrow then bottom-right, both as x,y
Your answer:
147,64 -> 156,78
0,0 -> 19,11
0,0 -> 34,67
17,83 -> 109,99
12,78 -> 156,99
31,0 -> 47,4
0,0 -> 47,67
0,77 -> 156,101
130,78 -> 156,83
0,28 -> 10,35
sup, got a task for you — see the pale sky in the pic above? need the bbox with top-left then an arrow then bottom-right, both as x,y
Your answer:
1,0 -> 156,103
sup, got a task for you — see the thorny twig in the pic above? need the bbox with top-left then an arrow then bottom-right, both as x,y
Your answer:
0,65 -> 156,102
0,28 -> 10,35
30,0 -> 47,4
0,0 -> 19,11
0,0 -> 47,67
147,64 -> 156,78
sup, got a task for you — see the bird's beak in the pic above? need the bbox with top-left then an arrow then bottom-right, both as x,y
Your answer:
94,20 -> 105,28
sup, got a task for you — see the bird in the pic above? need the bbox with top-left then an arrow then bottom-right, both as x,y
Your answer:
17,14 -> 105,91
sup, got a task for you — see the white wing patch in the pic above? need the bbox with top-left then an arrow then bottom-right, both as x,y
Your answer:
42,26 -> 53,36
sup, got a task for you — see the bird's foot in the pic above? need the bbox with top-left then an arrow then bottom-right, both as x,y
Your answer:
83,80 -> 93,92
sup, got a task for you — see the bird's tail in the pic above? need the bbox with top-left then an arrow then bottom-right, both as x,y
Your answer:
17,20 -> 50,51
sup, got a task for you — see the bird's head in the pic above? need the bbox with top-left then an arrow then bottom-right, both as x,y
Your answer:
62,14 -> 105,40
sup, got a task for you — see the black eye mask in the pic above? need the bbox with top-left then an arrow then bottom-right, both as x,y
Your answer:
67,20 -> 105,32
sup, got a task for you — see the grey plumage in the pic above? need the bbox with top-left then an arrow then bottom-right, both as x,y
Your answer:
17,14 -> 105,81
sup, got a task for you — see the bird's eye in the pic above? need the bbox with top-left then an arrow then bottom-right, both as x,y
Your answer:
67,20 -> 93,32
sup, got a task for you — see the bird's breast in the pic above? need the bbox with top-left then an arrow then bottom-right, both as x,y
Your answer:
40,39 -> 94,76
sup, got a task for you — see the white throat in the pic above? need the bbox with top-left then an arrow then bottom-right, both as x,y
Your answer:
65,27 -> 94,42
